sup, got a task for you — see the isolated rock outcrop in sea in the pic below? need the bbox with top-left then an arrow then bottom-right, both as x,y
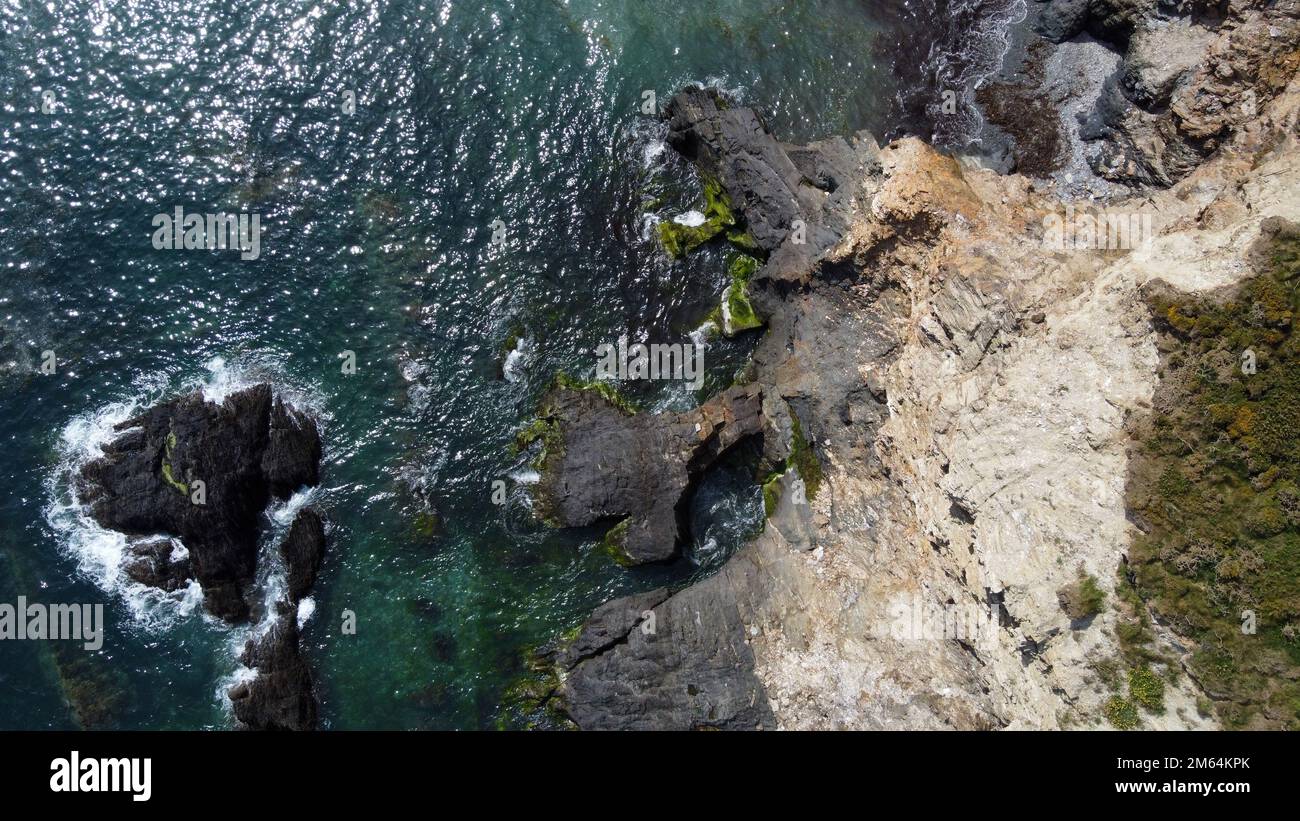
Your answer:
78,382 -> 327,730
280,507 -> 326,605
78,384 -> 320,621
228,602 -> 318,731
228,504 -> 327,731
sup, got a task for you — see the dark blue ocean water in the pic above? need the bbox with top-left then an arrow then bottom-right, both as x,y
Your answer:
0,0 -> 968,729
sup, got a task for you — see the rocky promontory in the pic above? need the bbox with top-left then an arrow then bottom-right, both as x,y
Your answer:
536,0 -> 1300,730
522,379 -> 764,564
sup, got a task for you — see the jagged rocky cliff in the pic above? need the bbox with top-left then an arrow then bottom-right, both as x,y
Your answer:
533,1 -> 1300,729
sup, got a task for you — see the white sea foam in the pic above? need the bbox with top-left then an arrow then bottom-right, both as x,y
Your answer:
215,662 -> 258,717
641,137 -> 667,168
502,337 -> 531,383
917,0 -> 1028,149
296,596 -> 315,629
271,486 -> 318,527
639,212 -> 661,243
689,320 -> 716,346
199,355 -> 243,403
673,209 -> 706,227
509,467 -> 540,485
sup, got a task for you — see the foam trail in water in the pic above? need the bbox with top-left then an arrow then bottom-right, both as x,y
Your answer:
887,0 -> 1028,150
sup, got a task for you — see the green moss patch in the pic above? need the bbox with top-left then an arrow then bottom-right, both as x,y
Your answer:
723,254 -> 763,335
762,469 -> 786,518
758,406 -> 825,522
551,372 -> 639,415
497,646 -> 576,731
788,409 -> 823,501
513,416 -> 563,466
599,517 -> 634,567
160,431 -> 188,495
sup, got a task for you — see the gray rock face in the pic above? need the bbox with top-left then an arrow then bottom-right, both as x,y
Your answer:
664,86 -> 809,253
1121,21 -> 1215,108
551,271 -> 904,728
228,508 -> 328,731
554,587 -> 671,671
531,382 -> 764,564
280,507 -> 326,605
1086,1 -> 1298,186
1084,0 -> 1158,45
122,538 -> 191,592
1034,0 -> 1092,43
557,567 -> 776,730
229,605 -> 317,731
984,0 -> 1297,189
662,86 -> 879,281
263,397 -> 322,499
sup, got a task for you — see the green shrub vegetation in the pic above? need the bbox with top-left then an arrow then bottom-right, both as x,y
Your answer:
1123,229 -> 1300,728
1128,665 -> 1166,714
1104,695 -> 1140,730
1059,572 -> 1106,621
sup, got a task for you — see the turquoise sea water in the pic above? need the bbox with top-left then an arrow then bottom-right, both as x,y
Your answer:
0,0 -> 937,729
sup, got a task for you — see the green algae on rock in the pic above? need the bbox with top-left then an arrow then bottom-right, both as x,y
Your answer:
160,431 -> 188,495
722,254 -> 763,335
762,469 -> 786,519
657,173 -> 755,258
787,407 -> 823,501
550,372 -> 639,415
599,516 -> 634,567
514,372 -> 639,478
